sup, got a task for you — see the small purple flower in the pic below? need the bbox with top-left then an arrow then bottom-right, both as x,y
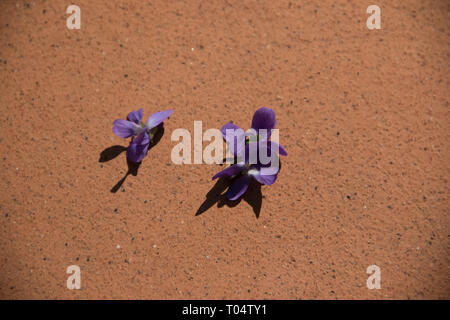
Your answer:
113,108 -> 173,163
214,107 -> 287,200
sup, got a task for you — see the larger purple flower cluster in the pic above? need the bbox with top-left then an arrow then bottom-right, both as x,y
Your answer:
213,107 -> 287,200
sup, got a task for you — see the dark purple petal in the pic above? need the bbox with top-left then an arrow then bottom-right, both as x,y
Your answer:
226,175 -> 252,200
251,107 -> 277,133
212,164 -> 245,180
145,110 -> 173,130
127,108 -> 143,124
113,119 -> 142,138
126,132 -> 150,163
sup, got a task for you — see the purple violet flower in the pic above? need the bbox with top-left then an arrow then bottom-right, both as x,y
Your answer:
113,108 -> 173,163
213,107 -> 287,200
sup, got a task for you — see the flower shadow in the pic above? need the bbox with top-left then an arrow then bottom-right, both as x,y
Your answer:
195,177 -> 263,218
99,124 -> 165,193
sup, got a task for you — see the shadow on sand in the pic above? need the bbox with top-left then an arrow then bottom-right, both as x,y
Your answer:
99,125 -> 164,193
195,176 -> 263,218
195,159 -> 283,218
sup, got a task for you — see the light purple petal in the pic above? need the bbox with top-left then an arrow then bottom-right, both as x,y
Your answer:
212,164 -> 245,180
244,141 -> 275,164
127,108 -> 143,124
145,110 -> 173,130
113,119 -> 142,138
220,122 -> 242,141
251,107 -> 277,133
126,132 -> 150,163
252,173 -> 278,185
221,123 -> 245,157
248,165 -> 279,185
226,175 -> 252,200
244,141 -> 259,164
244,141 -> 287,164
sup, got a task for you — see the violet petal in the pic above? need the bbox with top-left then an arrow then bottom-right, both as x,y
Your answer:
226,175 -> 252,200
145,110 -> 173,130
269,141 -> 287,156
127,108 -> 143,124
113,119 -> 142,138
248,165 -> 279,185
212,164 -> 245,180
221,123 -> 245,157
126,132 -> 150,163
251,107 -> 277,134
220,122 -> 242,140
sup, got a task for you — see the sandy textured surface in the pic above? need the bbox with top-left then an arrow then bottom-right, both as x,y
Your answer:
0,0 -> 448,299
